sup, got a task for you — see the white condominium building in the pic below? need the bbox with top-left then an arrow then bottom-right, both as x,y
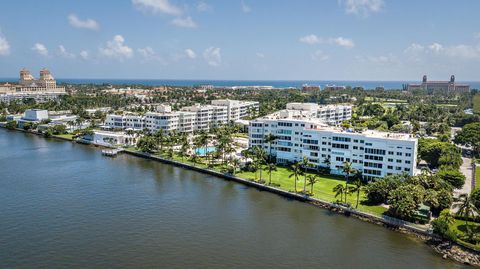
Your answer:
211,99 -> 259,121
249,114 -> 417,180
180,104 -> 228,130
285,103 -> 352,125
105,100 -> 258,133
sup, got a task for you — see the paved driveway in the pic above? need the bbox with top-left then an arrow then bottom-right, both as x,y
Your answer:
453,157 -> 473,197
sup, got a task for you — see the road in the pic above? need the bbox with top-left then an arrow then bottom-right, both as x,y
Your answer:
453,157 -> 473,197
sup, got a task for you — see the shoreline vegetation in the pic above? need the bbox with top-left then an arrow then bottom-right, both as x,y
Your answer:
2,126 -> 479,266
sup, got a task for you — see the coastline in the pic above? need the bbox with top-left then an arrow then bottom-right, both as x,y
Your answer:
1,127 -> 479,266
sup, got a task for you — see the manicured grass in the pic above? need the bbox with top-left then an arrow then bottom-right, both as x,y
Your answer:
233,132 -> 248,138
475,165 -> 480,189
473,93 -> 480,114
450,219 -> 480,250
235,166 -> 387,216
129,148 -> 388,216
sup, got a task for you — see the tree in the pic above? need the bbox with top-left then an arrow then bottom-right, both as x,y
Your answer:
229,157 -> 241,175
342,161 -> 356,203
289,161 -> 303,193
333,184 -> 346,203
307,174 -> 319,195
437,168 -> 466,189
253,146 -> 267,182
471,188 -> 480,209
6,120 -> 16,130
301,157 -> 311,193
387,184 -> 425,221
454,122 -> 480,155
137,136 -> 157,153
264,162 -> 277,185
432,209 -> 457,241
349,178 -> 363,209
264,133 -> 277,161
452,193 -> 479,228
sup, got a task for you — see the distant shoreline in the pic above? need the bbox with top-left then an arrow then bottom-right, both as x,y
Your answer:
1,78 -> 479,89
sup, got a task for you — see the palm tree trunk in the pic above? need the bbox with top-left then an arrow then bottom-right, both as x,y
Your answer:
356,190 -> 360,208
294,176 -> 297,192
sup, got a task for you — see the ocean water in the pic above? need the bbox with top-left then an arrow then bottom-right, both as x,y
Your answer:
1,78 -> 479,90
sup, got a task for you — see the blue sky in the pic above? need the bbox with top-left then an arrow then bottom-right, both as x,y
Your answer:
0,0 -> 479,81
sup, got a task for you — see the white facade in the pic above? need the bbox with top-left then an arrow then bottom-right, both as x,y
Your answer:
23,109 -> 49,121
211,99 -> 259,121
93,131 -> 135,146
249,116 -> 417,180
105,100 -> 257,133
285,103 -> 352,125
0,92 -> 66,104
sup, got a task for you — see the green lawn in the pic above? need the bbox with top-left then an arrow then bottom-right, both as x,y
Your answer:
475,165 -> 480,189
450,219 -> 480,250
473,93 -> 480,114
128,148 -> 388,216
235,166 -> 387,216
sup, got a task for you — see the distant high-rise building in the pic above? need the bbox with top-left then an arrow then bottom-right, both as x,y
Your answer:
407,75 -> 470,93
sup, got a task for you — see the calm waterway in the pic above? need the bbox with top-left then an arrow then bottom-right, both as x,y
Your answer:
0,129 -> 469,269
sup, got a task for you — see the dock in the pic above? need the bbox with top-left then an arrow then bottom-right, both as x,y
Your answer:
102,148 -> 123,157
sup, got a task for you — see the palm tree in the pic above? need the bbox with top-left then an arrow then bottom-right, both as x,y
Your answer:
229,157 -> 241,175
289,161 -> 303,193
307,174 -> 319,195
264,133 -> 277,162
349,178 -> 363,209
342,161 -> 356,203
264,162 -> 277,185
301,156 -> 310,193
333,184 -> 346,203
253,146 -> 267,181
453,193 -> 479,228
180,135 -> 190,161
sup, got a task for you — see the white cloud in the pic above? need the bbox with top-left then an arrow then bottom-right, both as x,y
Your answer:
58,45 -> 76,59
80,50 -> 89,60
32,43 -> 49,57
99,35 -> 134,61
197,1 -> 212,12
171,16 -> 197,28
428,42 -> 443,53
329,37 -> 355,48
311,50 -> 329,61
404,42 -> 480,61
132,0 -> 182,15
339,0 -> 384,17
185,48 -> 197,59
256,52 -> 265,58
241,1 -> 251,13
300,34 -> 354,48
137,46 -> 165,63
355,54 -> 398,65
203,47 -> 221,66
299,34 -> 322,45
68,14 -> 99,31
474,32 -> 480,39
0,30 -> 10,56
404,43 -> 424,53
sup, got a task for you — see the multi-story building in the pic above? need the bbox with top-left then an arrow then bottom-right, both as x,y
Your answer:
284,103 -> 352,125
0,68 -> 66,104
105,100 -> 257,133
302,84 -> 321,93
406,75 -> 470,93
249,113 -> 417,180
210,99 -> 259,121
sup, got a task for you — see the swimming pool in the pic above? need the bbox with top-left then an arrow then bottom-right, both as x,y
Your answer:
195,146 -> 216,155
